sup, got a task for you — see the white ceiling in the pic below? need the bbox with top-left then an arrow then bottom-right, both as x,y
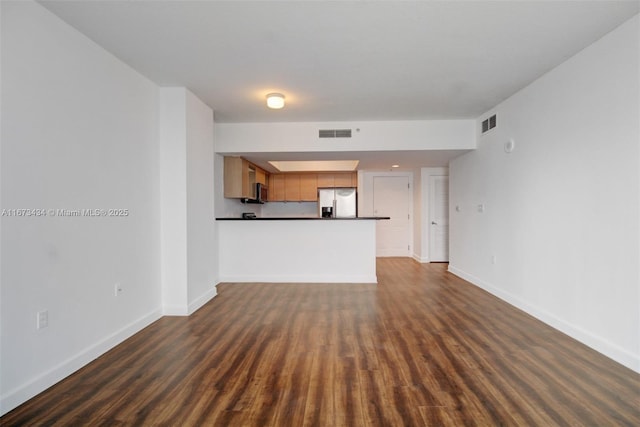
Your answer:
38,0 -> 639,168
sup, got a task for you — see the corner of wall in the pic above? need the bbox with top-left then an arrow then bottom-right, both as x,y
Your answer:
0,308 -> 162,415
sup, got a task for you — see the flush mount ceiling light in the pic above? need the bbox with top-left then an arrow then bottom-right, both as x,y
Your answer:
266,93 -> 285,109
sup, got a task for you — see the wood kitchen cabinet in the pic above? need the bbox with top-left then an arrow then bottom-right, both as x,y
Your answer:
334,172 -> 355,187
267,171 -> 357,202
300,174 -> 318,201
316,173 -> 334,188
224,156 -> 268,199
225,157 -> 356,202
269,174 -> 285,201
317,172 -> 357,188
256,168 -> 267,186
284,174 -> 301,201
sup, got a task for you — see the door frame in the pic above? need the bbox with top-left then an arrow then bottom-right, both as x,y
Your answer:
428,175 -> 449,262
360,171 -> 414,257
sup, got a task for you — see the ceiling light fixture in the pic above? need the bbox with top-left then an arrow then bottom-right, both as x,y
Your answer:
266,93 -> 285,109
392,164 -> 400,168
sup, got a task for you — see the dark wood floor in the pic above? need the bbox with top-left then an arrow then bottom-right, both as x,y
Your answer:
3,258 -> 639,426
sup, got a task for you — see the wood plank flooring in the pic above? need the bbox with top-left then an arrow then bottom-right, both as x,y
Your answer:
2,258 -> 639,426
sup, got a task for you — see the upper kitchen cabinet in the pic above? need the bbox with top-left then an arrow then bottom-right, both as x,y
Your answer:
316,173 -> 334,188
268,172 -> 356,202
299,174 -> 318,201
317,172 -> 357,188
284,174 -> 301,201
268,173 -> 311,202
334,172 -> 356,187
256,168 -> 267,186
224,156 -> 268,199
268,174 -> 285,201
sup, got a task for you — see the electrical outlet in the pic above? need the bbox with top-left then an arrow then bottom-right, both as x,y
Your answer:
491,255 -> 497,265
37,310 -> 48,329
114,283 -> 123,297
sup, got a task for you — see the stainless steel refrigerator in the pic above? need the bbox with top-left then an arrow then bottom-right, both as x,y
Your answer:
318,188 -> 357,218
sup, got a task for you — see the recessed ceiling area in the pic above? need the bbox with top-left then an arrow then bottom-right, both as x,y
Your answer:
235,150 -> 472,173
268,160 -> 359,173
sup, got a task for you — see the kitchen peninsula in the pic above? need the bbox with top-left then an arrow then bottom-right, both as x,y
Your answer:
216,217 -> 388,283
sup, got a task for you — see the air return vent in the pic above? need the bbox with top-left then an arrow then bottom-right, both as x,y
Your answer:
319,129 -> 352,138
482,114 -> 497,133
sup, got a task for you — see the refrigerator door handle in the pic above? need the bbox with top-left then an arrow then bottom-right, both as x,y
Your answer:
333,199 -> 337,218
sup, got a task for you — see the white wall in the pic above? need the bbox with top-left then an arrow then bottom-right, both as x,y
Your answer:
159,89 -> 189,314
449,15 -> 639,372
1,2 -> 218,414
160,88 -> 217,315
185,91 -> 218,309
215,120 -> 475,153
218,220 -> 377,283
1,1 -> 162,413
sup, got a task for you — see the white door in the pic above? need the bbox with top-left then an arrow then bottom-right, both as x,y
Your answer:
373,176 -> 411,257
429,176 -> 449,262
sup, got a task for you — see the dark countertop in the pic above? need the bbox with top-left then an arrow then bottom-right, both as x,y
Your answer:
216,216 -> 390,221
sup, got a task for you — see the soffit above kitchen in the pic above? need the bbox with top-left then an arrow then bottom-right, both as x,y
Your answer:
233,150 -> 470,173
39,1 -> 639,123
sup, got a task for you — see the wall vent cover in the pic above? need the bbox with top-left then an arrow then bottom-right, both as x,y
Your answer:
319,129 -> 352,138
482,114 -> 497,133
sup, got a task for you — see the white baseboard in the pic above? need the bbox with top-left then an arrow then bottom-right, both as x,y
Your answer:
0,309 -> 163,416
188,287 -> 218,314
218,274 -> 378,284
1,285 -> 219,416
162,304 -> 189,316
163,286 -> 218,316
447,265 -> 640,373
412,254 -> 429,263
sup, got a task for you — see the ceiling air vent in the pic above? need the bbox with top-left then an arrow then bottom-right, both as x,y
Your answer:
482,114 -> 497,134
319,129 -> 352,138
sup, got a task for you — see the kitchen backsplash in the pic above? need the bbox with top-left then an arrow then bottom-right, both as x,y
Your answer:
262,202 -> 318,217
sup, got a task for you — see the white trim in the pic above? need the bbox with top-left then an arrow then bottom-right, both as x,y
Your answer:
0,309 -> 163,416
361,171 -> 414,257
163,286 -> 218,316
427,174 -> 450,262
412,254 -> 429,263
448,265 -> 640,373
218,274 -> 378,284
162,304 -> 189,316
188,287 -> 218,314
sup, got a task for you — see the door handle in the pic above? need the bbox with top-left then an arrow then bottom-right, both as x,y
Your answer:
431,221 -> 437,225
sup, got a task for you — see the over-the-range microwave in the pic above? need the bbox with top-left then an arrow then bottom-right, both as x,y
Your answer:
242,183 -> 268,204
256,182 -> 268,203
